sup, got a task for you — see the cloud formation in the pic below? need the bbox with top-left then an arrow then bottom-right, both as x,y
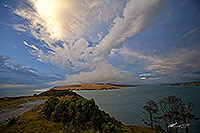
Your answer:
24,41 -> 39,50
93,0 -> 166,58
48,61 -> 140,86
13,0 -> 167,85
177,27 -> 200,41
0,84 -> 35,89
117,46 -> 200,84
14,0 -> 123,44
0,54 -> 63,86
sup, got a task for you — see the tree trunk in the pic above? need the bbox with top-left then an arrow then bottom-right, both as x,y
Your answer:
185,127 -> 189,133
164,118 -> 169,133
175,128 -> 178,133
150,112 -> 154,129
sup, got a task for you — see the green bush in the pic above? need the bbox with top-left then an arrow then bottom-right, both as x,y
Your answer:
102,121 -> 122,133
42,96 -> 123,132
51,100 -> 71,123
41,97 -> 59,118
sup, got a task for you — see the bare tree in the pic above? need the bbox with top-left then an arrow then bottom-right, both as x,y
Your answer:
143,100 -> 158,129
159,96 -> 182,133
178,102 -> 198,133
155,96 -> 198,133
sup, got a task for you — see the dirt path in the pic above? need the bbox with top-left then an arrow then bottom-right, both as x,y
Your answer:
0,99 -> 46,124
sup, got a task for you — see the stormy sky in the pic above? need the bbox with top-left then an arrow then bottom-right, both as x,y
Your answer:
0,0 -> 200,88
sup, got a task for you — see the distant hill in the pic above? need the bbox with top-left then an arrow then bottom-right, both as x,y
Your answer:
51,83 -> 125,90
172,81 -> 200,86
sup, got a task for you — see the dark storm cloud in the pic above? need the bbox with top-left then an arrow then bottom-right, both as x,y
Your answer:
0,54 -> 64,85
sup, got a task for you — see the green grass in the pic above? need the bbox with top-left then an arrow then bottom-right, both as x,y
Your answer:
0,104 -> 64,133
0,96 -> 48,109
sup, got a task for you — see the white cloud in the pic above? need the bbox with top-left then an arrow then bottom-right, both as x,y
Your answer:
48,61 -> 139,86
24,41 -> 39,50
119,48 -> 164,64
30,38 -> 94,72
14,0 -> 167,85
97,32 -> 103,41
15,0 -> 123,44
14,0 -> 124,71
13,24 -> 27,32
177,27 -> 200,41
118,47 -> 200,83
93,0 -> 167,58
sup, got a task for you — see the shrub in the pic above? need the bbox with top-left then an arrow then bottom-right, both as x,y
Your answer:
51,101 -> 70,123
42,96 -> 123,132
7,116 -> 18,127
41,97 -> 59,118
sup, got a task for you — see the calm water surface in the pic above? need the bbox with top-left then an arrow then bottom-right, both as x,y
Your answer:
74,85 -> 200,133
0,88 -> 49,97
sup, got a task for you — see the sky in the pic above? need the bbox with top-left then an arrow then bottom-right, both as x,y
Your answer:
0,0 -> 200,88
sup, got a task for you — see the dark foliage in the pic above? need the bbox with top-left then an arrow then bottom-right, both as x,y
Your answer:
177,102 -> 199,133
6,116 -> 18,127
159,96 -> 182,133
41,96 -> 123,132
37,90 -> 79,97
143,96 -> 199,133
154,125 -> 165,133
41,97 -> 59,118
143,100 -> 158,129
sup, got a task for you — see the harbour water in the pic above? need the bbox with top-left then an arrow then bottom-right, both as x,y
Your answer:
74,85 -> 200,132
0,87 -> 50,97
